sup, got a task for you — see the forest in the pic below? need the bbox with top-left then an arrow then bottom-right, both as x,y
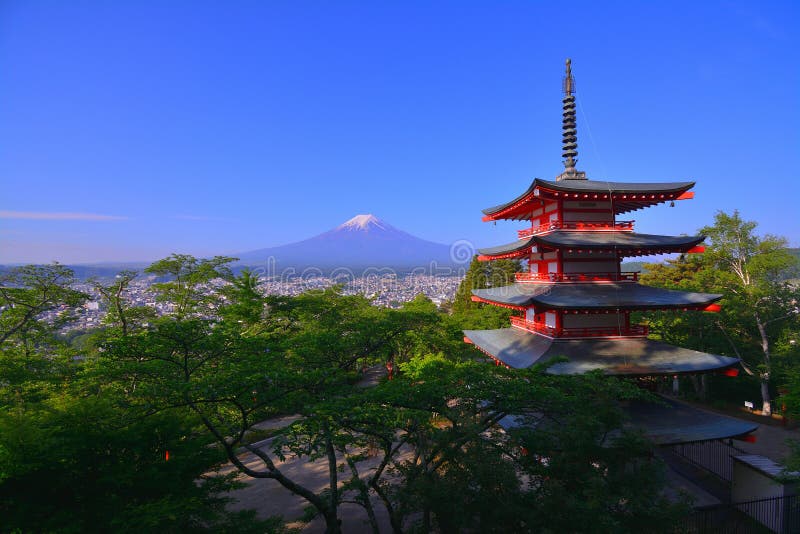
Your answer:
1,210 -> 798,533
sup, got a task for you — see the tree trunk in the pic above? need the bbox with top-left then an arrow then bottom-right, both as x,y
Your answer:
344,455 -> 380,534
688,375 -> 706,400
701,374 -> 708,400
419,431 -> 432,533
369,442 -> 403,534
324,424 -> 341,534
755,313 -> 772,416
323,510 -> 342,534
761,378 -> 772,417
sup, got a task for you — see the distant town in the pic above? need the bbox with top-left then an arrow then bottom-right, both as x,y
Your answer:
49,272 -> 466,332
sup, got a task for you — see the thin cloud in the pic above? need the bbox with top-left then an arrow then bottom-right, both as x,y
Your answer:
0,210 -> 128,221
171,215 -> 233,222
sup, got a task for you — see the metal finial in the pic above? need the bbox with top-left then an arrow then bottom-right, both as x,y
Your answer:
563,58 -> 574,95
561,58 -> 579,176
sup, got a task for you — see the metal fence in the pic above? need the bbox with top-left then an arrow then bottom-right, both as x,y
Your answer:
669,439 -> 747,482
684,494 -> 800,534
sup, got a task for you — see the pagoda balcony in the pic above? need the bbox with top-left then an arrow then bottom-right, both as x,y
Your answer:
517,220 -> 634,239
510,316 -> 649,339
515,271 -> 639,283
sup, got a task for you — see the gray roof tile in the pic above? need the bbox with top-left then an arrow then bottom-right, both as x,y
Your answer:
478,231 -> 704,256
482,178 -> 695,216
472,283 -> 721,309
463,328 -> 739,375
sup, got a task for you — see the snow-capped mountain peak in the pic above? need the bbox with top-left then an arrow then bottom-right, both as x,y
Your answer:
337,214 -> 386,231
235,213 -> 457,269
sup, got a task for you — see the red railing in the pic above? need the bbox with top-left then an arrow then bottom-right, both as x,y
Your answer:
510,316 -> 648,338
515,271 -> 639,283
517,220 -> 634,239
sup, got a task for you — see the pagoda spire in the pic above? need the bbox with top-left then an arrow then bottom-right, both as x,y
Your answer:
557,58 -> 585,180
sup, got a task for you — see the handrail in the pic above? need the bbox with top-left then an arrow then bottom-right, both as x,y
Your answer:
510,316 -> 648,338
518,220 -> 634,239
515,272 -> 639,283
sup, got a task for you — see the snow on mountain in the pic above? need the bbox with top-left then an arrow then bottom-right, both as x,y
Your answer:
236,215 -> 459,272
336,214 -> 386,231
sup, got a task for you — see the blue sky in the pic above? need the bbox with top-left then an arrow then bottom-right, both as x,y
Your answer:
1,0 -> 798,264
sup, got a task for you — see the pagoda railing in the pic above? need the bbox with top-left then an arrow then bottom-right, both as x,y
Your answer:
518,220 -> 634,239
510,316 -> 648,338
515,271 -> 639,283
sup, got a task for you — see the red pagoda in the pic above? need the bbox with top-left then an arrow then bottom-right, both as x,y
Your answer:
464,60 -> 756,444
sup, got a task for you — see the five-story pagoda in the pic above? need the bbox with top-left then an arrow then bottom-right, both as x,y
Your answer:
464,60 -> 756,444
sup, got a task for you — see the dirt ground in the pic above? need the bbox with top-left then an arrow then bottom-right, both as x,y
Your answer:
221,434 -> 400,533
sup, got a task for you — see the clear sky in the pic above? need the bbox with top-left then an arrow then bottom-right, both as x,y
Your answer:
1,0 -> 798,264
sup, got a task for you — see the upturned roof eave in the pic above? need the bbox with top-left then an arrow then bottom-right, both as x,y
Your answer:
496,394 -> 758,445
534,232 -> 705,250
534,178 -> 696,194
463,327 -> 738,376
477,236 -> 538,257
481,181 -> 538,216
481,178 -> 696,219
522,295 -> 723,310
471,284 -> 723,309
476,232 -> 706,257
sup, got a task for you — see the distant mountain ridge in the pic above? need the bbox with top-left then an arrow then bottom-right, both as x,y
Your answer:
0,215 -> 464,279
235,214 -> 460,273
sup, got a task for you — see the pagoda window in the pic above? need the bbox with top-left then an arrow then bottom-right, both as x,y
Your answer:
562,211 -> 615,223
563,260 -> 617,274
562,313 -> 623,329
525,308 -> 536,322
563,250 -> 615,259
545,312 -> 557,329
562,200 -> 612,210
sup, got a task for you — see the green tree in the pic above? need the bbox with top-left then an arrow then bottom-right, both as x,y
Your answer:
0,263 -> 270,532
0,390 -> 274,533
343,355 -> 686,533
219,268 -> 267,331
641,212 -> 800,412
102,257 -> 440,534
145,254 -> 236,319
0,263 -> 86,346
452,257 -> 522,332
452,256 -> 520,313
698,211 -> 800,415
780,369 -> 800,477
80,254 -> 685,533
639,255 -> 726,399
92,270 -> 155,335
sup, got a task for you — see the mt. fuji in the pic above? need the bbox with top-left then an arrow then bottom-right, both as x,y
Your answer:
336,214 -> 387,231
235,215 -> 463,272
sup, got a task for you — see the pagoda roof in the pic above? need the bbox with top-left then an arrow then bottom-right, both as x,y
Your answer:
478,231 -> 704,259
472,283 -> 720,310
482,178 -> 695,220
624,397 -> 758,445
536,178 -> 695,194
463,327 -> 738,375
498,396 -> 758,445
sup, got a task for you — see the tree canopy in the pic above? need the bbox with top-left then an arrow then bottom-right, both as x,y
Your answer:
1,255 -> 689,533
641,210 -> 800,414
